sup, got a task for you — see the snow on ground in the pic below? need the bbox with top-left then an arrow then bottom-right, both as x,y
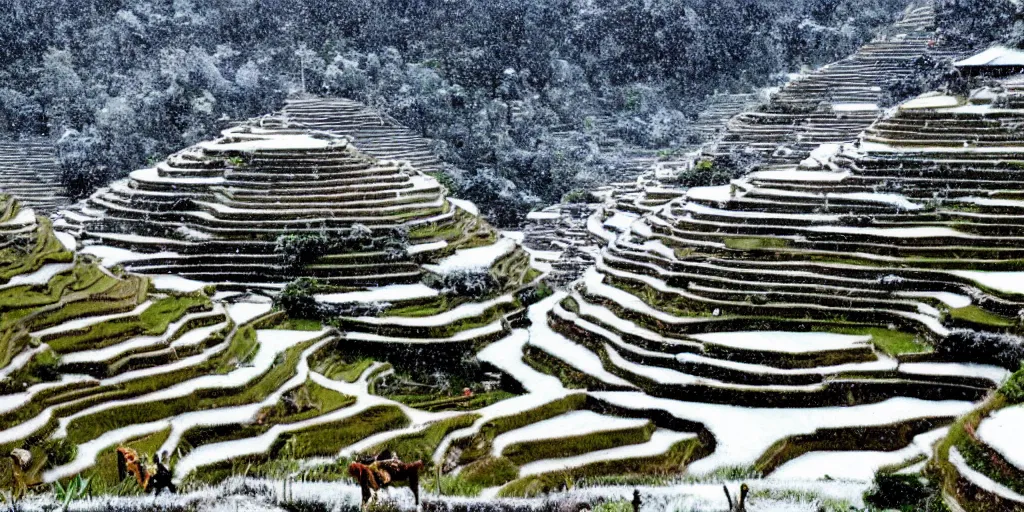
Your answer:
490,410 -> 649,456
526,293 -> 635,389
80,245 -> 180,267
448,198 -> 479,216
977,404 -> 1024,471
61,307 -> 227,364
832,103 -> 879,111
690,331 -> 871,354
831,192 -> 921,210
227,302 -> 273,324
686,185 -> 733,203
604,212 -> 640,232
31,301 -> 153,338
768,428 -> 947,481
9,476 -> 873,512
899,362 -> 1009,385
424,238 -> 517,273
949,447 -> 1024,504
950,270 -> 1024,295
747,169 -> 849,182
806,225 -> 963,238
406,239 -> 448,255
0,262 -> 74,290
315,283 -> 438,304
147,274 -> 209,293
55,232 -> 77,251
516,429 -> 695,478
594,392 -> 973,475
526,210 -> 560,221
900,93 -> 960,110
353,294 -> 513,327
477,329 -> 565,395
896,291 -> 972,308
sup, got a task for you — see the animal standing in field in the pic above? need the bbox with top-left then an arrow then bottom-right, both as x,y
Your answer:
348,452 -> 424,506
115,447 -> 177,495
723,483 -> 749,512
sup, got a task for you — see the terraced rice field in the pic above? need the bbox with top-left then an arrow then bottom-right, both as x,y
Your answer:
3,4 -> 1024,511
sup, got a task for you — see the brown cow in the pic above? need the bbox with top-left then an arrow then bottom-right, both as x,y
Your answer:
347,452 -> 423,506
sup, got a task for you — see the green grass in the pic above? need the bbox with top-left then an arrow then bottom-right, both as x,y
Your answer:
388,390 -> 515,412
498,437 -> 705,498
217,325 -> 258,373
724,237 -> 790,251
829,326 -> 930,356
274,318 -> 323,331
460,456 -> 520,487
501,422 -> 656,465
314,355 -> 375,383
0,218 -> 73,281
457,393 -> 588,463
947,305 -> 1015,328
63,338 -> 322,444
48,294 -> 211,353
181,381 -> 357,453
370,413 -> 480,463
281,405 -> 410,459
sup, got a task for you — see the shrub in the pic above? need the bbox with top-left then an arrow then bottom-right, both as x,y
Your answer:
562,189 -> 600,204
934,329 -> 1024,369
276,278 -> 325,319
275,226 -> 410,269
436,270 -> 498,298
863,473 -> 933,510
275,233 -> 332,269
1001,365 -> 1024,404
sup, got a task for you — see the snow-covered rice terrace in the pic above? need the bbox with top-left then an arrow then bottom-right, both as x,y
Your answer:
3,4 -> 1024,511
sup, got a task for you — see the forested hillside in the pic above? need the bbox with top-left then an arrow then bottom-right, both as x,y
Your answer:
0,0 -> 1012,224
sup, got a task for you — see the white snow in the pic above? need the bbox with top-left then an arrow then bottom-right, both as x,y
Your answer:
351,294 -> 512,327
951,270 -> 1024,295
424,238 -> 516,273
594,392 -> 973,474
526,211 -> 561,221
31,301 -> 153,338
896,291 -> 972,308
949,447 -> 1024,503
80,245 -> 180,267
448,198 -> 479,216
490,410 -> 649,456
899,362 -> 1009,384
686,185 -> 734,203
748,169 -> 849,182
516,429 -> 695,477
130,167 -> 225,185
525,294 -> 635,389
690,331 -> 872,354
978,405 -> 1024,471
0,263 -> 74,290
806,225 -> 963,238
955,46 -> 1024,67
832,103 -> 879,111
900,94 -> 960,110
831,192 -> 922,211
202,131 -> 335,152
769,428 -> 948,481
604,212 -> 640,232
406,240 -> 448,255
147,274 -> 208,293
226,302 -> 273,325
316,283 -> 438,304
55,232 -> 78,251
